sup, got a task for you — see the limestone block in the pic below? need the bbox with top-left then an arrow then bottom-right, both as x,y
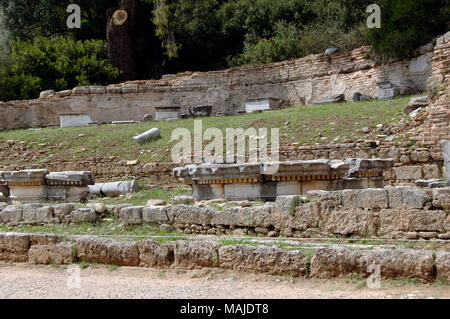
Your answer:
137,240 -> 174,267
436,252 -> 450,280
392,166 -> 423,180
275,195 -> 303,215
224,183 -> 262,201
211,205 -> 274,228
321,209 -> 376,237
342,189 -> 388,209
192,184 -> 224,200
219,245 -> 307,276
54,90 -> 72,98
89,86 -> 106,94
72,86 -> 90,94
310,247 -> 434,282
443,140 -> 450,181
173,241 -> 219,269
22,204 -> 43,223
119,206 -> 143,224
106,85 -> 122,94
387,186 -> 427,209
59,113 -> 93,128
65,208 -> 97,223
432,187 -> 450,208
170,196 -> 195,205
378,209 -> 446,235
169,205 -> 215,225
0,232 -> 30,262
423,164 -> 441,179
72,236 -> 139,266
0,205 -> 23,225
39,90 -> 55,99
142,206 -> 171,224
28,242 -> 75,264
122,84 -> 139,94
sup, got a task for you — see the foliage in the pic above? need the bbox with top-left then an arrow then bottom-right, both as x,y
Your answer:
0,36 -> 120,101
368,0 -> 450,59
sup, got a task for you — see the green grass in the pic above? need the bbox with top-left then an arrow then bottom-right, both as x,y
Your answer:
0,96 -> 414,165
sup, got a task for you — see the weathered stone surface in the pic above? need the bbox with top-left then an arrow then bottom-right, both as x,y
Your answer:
313,94 -> 345,105
53,203 -> 74,221
65,208 -> 97,223
219,245 -> 307,276
211,205 -> 274,228
443,141 -> 450,181
173,241 -> 219,269
422,164 -> 441,179
393,166 -> 423,180
0,232 -> 30,262
342,189 -> 388,209
44,171 -> 94,186
72,236 -> 139,266
436,252 -> 450,280
137,240 -> 174,268
146,199 -> 166,206
142,206 -> 172,223
39,90 -> 55,99
29,233 -> 60,245
321,208 -> 376,237
36,206 -> 57,223
89,86 -> 106,94
379,209 -> 446,235
275,195 -> 303,215
432,187 -> 450,208
119,206 -> 143,224
404,96 -> 429,114
72,86 -> 90,94
310,247 -> 434,282
0,205 -> 22,225
387,186 -> 427,209
170,205 -> 215,225
28,242 -> 75,264
170,196 -> 195,205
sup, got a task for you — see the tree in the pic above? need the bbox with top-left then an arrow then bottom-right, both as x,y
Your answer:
368,0 -> 450,59
0,36 -> 121,101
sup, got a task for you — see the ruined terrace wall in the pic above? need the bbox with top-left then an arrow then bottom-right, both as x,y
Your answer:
0,41 -> 435,131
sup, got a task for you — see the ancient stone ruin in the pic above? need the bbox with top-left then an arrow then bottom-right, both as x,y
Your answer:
173,158 -> 393,200
0,170 -> 94,203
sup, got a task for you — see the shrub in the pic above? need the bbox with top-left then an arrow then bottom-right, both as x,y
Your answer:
0,36 -> 121,101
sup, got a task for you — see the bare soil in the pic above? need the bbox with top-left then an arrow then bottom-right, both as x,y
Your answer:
0,263 -> 448,299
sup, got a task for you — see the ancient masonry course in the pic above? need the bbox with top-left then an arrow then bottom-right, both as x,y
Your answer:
1,32 -> 449,131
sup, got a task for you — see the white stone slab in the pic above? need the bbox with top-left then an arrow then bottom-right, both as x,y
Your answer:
60,113 -> 93,128
443,140 -> 450,181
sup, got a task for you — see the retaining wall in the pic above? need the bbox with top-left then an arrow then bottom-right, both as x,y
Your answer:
1,186 -> 449,240
0,35 -> 439,131
0,232 -> 448,282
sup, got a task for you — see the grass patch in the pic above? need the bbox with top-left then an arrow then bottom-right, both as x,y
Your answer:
0,96 -> 414,166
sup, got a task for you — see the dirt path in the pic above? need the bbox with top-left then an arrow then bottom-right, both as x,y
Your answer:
0,263 -> 448,299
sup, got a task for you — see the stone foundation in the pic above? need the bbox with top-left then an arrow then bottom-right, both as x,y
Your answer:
0,232 -> 448,282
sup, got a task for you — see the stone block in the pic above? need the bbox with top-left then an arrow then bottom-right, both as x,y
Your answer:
342,189 -> 388,209
392,166 -> 423,180
219,245 -> 307,276
137,240 -> 174,267
387,186 -> 427,209
173,241 -> 219,269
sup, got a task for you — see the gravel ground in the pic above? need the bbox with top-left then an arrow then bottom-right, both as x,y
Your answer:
0,263 -> 448,299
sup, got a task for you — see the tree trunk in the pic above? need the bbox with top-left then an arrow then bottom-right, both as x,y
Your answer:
106,0 -> 136,82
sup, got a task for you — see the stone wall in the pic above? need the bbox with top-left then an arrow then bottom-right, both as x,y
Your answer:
2,186 -> 449,240
0,231 -> 448,281
0,39 -> 436,131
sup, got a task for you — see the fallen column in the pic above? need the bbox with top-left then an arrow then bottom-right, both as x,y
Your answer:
88,180 -> 139,197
